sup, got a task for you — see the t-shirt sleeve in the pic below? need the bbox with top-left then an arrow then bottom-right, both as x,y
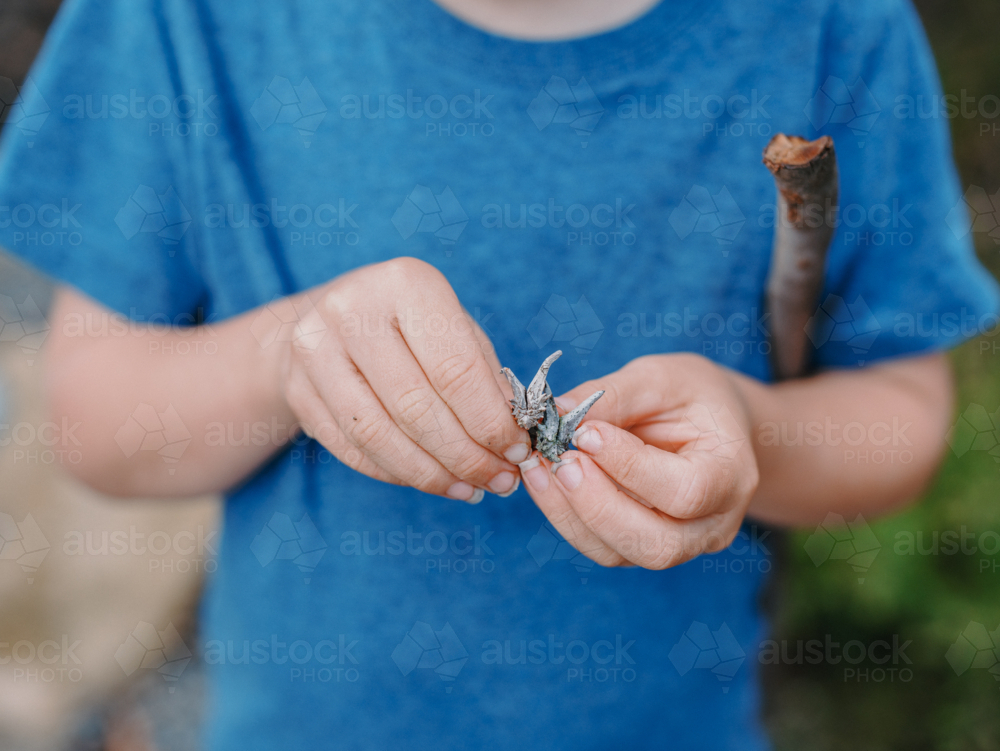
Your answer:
807,0 -> 1000,368
0,0 -> 208,320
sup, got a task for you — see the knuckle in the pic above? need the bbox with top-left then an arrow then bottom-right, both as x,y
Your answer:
613,448 -> 645,485
702,517 -> 741,554
447,446 -> 495,482
470,412 -> 512,450
380,257 -> 441,288
430,352 -> 482,399
575,496 -> 620,536
322,286 -> 359,319
408,461 -> 446,494
646,543 -> 686,571
670,352 -> 709,371
671,464 -> 712,519
588,545 -> 625,569
333,443 -> 365,472
719,521 -> 741,550
348,413 -> 394,453
547,508 -> 587,539
384,256 -> 434,276
394,385 -> 437,429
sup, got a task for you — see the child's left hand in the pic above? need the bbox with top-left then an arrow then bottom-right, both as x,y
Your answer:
518,353 -> 759,570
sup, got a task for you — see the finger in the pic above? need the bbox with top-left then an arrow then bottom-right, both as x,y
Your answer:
394,278 -> 532,464
557,354 -> 722,434
518,453 -> 627,568
467,311 -> 521,403
304,344 -> 486,503
285,365 -> 403,485
555,362 -> 669,430
571,420 -> 741,519
465,307 -> 502,374
550,451 -> 739,569
343,328 -> 521,497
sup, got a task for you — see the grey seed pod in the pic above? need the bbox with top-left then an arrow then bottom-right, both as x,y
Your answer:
501,351 -> 603,462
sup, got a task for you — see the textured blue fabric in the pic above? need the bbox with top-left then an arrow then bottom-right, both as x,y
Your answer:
0,0 -> 997,748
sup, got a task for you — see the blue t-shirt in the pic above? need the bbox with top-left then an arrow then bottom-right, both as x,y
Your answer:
1,0 -> 996,748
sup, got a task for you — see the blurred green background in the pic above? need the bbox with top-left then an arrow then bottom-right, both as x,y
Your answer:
764,1 -> 1000,748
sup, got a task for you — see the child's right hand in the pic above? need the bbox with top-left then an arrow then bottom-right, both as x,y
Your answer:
281,257 -> 531,502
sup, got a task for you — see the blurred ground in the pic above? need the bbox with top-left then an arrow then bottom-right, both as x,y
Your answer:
2,0 -> 999,749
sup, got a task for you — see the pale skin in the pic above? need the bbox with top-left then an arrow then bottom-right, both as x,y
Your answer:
48,256 -> 951,570
38,1 -> 956,570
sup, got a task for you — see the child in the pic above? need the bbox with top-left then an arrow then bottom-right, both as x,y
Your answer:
0,0 -> 993,747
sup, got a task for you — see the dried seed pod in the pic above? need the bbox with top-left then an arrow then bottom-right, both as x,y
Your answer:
501,350 -> 561,430
501,351 -> 604,461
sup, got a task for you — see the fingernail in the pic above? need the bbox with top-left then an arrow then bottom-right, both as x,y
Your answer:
553,396 -> 578,412
497,475 -> 520,498
573,425 -> 602,453
447,481 -> 480,503
504,443 -> 531,464
520,455 -> 549,493
488,471 -> 517,495
555,456 -> 583,490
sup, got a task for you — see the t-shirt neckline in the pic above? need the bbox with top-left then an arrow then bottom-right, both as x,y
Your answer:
386,0 -> 717,83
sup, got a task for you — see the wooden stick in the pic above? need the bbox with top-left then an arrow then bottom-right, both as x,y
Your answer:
762,134 -> 839,380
